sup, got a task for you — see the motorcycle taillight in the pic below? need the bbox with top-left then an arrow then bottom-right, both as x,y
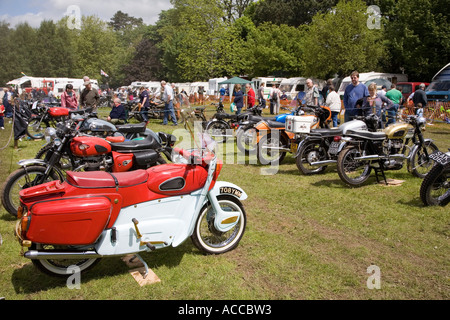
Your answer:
334,136 -> 342,142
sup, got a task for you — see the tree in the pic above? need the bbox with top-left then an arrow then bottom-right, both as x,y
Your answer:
302,0 -> 387,79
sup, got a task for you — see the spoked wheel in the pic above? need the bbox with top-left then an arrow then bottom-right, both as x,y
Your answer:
337,146 -> 372,187
236,127 -> 257,155
257,133 -> 287,165
296,141 -> 328,175
1,166 -> 60,217
206,121 -> 231,143
420,164 -> 450,206
408,141 -> 439,178
27,118 -> 49,140
30,244 -> 100,277
191,195 -> 246,255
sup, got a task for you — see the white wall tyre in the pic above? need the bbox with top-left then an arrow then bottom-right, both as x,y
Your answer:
191,195 -> 246,255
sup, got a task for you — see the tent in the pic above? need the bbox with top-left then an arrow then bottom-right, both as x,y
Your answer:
218,77 -> 251,85
218,77 -> 252,103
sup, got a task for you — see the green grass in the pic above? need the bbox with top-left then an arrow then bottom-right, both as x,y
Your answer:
0,105 -> 449,300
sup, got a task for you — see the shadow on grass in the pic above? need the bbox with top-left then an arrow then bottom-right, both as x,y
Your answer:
10,241 -> 201,294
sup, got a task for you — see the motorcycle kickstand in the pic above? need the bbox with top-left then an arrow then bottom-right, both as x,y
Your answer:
373,161 -> 388,185
129,254 -> 150,279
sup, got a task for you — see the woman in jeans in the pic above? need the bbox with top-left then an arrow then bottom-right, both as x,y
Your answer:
325,84 -> 341,127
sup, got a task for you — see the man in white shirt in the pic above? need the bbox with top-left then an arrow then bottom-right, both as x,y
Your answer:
325,84 -> 342,127
161,80 -> 178,126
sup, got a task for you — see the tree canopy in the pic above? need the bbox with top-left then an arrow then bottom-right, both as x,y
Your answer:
0,0 -> 448,87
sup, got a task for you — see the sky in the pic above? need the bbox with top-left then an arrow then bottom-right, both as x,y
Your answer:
0,0 -> 173,28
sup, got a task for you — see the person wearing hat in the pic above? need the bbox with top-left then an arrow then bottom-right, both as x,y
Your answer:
80,77 -> 100,110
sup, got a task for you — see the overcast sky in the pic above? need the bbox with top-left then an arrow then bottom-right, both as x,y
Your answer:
0,0 -> 173,28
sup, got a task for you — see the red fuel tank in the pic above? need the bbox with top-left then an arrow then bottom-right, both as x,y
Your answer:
48,107 -> 69,117
70,136 -> 112,157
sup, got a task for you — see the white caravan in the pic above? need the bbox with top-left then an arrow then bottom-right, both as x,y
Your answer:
251,77 -> 286,98
337,72 -> 408,98
279,77 -> 327,100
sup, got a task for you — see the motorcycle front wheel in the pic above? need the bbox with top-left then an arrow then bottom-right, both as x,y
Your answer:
206,121 -> 231,143
408,141 -> 439,178
26,118 -> 49,140
1,166 -> 59,217
191,195 -> 246,255
257,133 -> 287,166
30,244 -> 100,277
337,146 -> 372,187
420,163 -> 450,206
236,127 -> 257,155
296,141 -> 328,175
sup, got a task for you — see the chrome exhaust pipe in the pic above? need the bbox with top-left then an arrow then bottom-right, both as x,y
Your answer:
310,160 -> 337,166
355,154 -> 407,161
24,250 -> 101,260
261,146 -> 291,152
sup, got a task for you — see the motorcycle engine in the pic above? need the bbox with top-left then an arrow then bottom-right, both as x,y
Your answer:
384,139 -> 404,155
76,156 -> 112,171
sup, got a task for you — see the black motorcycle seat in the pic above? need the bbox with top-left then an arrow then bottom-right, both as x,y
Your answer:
310,128 -> 342,137
266,120 -> 286,128
195,107 -> 206,111
115,122 -> 147,133
346,130 -> 386,140
110,134 -> 161,152
248,115 -> 277,122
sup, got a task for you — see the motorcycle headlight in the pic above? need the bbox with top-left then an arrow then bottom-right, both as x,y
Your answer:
45,127 -> 57,143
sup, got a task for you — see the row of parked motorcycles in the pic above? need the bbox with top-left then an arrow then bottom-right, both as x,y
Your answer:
203,100 -> 449,207
2,101 -> 248,278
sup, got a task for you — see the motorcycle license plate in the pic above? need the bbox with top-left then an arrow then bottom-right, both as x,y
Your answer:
328,142 -> 342,155
429,151 -> 450,166
290,142 -> 298,153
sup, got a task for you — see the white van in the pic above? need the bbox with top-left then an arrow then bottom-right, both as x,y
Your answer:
337,72 -> 408,99
251,77 -> 286,98
279,77 -> 327,100
208,77 -> 228,96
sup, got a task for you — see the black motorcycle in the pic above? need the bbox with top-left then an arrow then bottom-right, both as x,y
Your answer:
420,149 -> 450,206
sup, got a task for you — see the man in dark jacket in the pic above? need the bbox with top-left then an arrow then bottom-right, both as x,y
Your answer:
107,98 -> 127,124
412,83 -> 427,109
80,79 -> 100,110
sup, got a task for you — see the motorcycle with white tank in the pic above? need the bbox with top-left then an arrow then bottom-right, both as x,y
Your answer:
14,106 -> 248,278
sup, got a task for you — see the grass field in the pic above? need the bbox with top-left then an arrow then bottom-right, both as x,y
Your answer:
0,104 -> 448,300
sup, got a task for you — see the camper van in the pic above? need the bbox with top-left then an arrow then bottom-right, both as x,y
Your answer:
337,72 -> 408,99
251,77 -> 286,98
208,77 -> 228,96
278,77 -> 327,100
426,63 -> 450,102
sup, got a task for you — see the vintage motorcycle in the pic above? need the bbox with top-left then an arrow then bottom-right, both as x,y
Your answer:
256,105 -> 331,165
1,119 -> 176,217
14,131 -> 247,278
420,149 -> 450,206
336,115 -> 438,187
26,103 -> 68,140
205,102 -> 262,143
294,114 -> 379,175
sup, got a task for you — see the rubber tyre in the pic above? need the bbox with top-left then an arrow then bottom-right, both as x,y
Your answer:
257,133 -> 287,166
30,244 -> 100,278
191,195 -> 246,255
206,121 -> 231,143
1,166 -> 59,217
236,127 -> 257,155
296,140 -> 328,175
420,163 -> 450,206
408,141 -> 439,178
26,118 -> 49,140
337,146 -> 372,187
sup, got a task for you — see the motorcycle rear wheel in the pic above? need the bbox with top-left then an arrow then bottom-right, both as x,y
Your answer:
30,244 -> 100,278
296,141 -> 328,175
1,166 -> 59,217
337,146 -> 372,187
420,163 -> 450,206
257,133 -> 287,165
191,195 -> 246,255
236,127 -> 257,155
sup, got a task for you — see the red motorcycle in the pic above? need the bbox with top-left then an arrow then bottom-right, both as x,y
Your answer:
15,143 -> 247,278
26,103 -> 70,140
2,120 -> 176,216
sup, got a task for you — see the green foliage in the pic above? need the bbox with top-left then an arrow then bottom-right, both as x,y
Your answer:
302,0 -> 387,79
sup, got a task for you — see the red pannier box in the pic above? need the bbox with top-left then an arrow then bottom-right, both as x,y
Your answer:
25,196 -> 112,245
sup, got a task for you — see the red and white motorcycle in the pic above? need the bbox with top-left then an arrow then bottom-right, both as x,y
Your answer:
15,129 -> 247,278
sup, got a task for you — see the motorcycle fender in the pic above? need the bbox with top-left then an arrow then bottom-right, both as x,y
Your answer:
207,181 -> 247,233
407,138 -> 434,165
17,159 -> 65,181
294,136 -> 320,158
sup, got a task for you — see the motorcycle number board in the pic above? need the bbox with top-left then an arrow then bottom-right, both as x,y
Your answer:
220,187 -> 242,198
328,142 -> 342,155
429,151 -> 450,166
